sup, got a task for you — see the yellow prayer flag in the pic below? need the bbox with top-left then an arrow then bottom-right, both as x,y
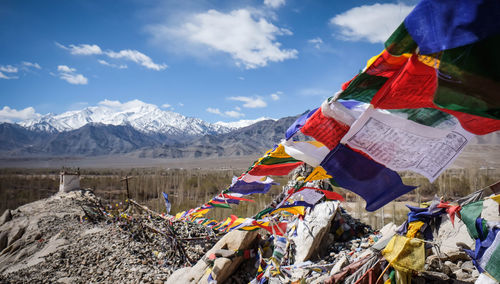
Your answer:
489,194 -> 500,205
382,235 -> 425,273
305,166 -> 332,182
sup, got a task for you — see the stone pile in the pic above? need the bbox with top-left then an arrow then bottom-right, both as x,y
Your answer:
0,190 -> 218,284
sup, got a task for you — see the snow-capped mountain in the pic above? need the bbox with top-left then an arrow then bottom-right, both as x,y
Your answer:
214,117 -> 275,129
19,100 -> 237,136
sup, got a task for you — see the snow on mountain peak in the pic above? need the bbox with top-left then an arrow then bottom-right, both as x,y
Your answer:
214,117 -> 275,129
18,99 -> 264,136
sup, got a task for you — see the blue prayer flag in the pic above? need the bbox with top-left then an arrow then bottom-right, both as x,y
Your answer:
162,192 -> 171,214
285,108 -> 318,140
404,0 -> 500,54
320,144 -> 416,211
228,179 -> 277,195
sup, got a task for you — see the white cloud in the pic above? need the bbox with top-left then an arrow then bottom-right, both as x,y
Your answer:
0,72 -> 18,80
235,106 -> 241,111
98,99 -> 155,112
105,50 -> 167,71
57,43 -> 103,55
161,103 -> 172,109
59,73 -> 88,85
178,102 -> 184,107
238,76 -> 245,80
206,107 -> 222,115
264,0 -> 285,9
225,110 -> 245,118
0,65 -> 18,73
57,65 -> 88,85
308,37 -> 323,49
154,9 -> 297,69
98,59 -> 128,69
330,3 -> 414,43
57,42 -> 166,71
270,91 -> 282,101
57,65 -> 76,73
0,106 -> 40,123
228,96 -> 267,108
22,61 -> 41,69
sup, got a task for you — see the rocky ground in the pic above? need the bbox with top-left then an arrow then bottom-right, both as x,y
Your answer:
0,187 -> 492,283
0,190 -> 219,283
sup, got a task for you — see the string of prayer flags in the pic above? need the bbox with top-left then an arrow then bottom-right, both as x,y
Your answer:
320,144 -> 416,212
340,107 -> 473,182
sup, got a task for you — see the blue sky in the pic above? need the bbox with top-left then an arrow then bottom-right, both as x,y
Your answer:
0,0 -> 418,123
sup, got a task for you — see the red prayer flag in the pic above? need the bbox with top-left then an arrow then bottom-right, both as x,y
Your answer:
247,162 -> 303,176
371,54 -> 500,135
251,220 -> 288,236
301,108 -> 350,150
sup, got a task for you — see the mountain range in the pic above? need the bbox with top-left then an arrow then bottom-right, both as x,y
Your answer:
1,99 -> 498,160
0,100 -> 297,158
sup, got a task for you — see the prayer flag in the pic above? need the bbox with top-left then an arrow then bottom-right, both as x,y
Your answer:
247,162 -> 303,176
252,220 -> 288,236
286,108 -> 318,140
382,235 -> 425,273
162,192 -> 171,214
371,53 -> 500,135
300,107 -> 350,150
304,166 -> 332,182
320,144 -> 416,211
341,107 -> 473,182
460,201 -> 487,240
228,177 -> 277,195
282,140 -> 330,167
247,144 -> 304,176
403,0 -> 500,54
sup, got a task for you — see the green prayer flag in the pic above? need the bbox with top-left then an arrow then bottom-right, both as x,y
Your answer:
434,35 -> 500,119
389,108 -> 453,127
460,200 -> 484,240
384,23 -> 418,56
207,202 -> 232,209
338,72 -> 387,102
485,240 -> 500,281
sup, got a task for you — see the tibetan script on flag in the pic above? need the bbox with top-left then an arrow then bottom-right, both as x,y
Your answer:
341,107 -> 473,182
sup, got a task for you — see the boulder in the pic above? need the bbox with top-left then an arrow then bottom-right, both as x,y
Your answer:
291,201 -> 339,262
166,230 -> 258,284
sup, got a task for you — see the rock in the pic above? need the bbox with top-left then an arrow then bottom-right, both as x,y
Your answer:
166,230 -> 258,284
420,271 -> 450,281
291,201 -> 339,262
461,261 -> 475,271
0,209 -> 12,226
445,251 -> 470,262
329,256 -> 349,276
454,269 -> 473,282
435,216 -> 474,254
444,260 -> 460,272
